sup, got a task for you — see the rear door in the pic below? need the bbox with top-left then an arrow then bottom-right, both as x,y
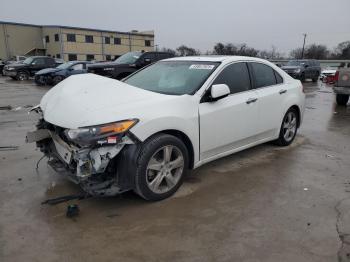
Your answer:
199,62 -> 260,160
249,62 -> 286,138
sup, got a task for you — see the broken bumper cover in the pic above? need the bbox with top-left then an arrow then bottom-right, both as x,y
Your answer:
26,125 -> 138,195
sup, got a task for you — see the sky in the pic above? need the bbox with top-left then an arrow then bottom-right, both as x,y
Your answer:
0,0 -> 349,55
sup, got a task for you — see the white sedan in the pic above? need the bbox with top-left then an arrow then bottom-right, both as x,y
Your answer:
27,56 -> 305,201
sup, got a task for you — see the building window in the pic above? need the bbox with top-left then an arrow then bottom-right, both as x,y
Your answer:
68,54 -> 77,61
56,54 -> 61,58
54,34 -> 59,42
85,35 -> 94,43
145,40 -> 151,47
114,37 -> 121,45
67,34 -> 76,42
45,35 -> 50,43
86,54 -> 95,61
105,55 -> 111,61
105,37 -> 110,44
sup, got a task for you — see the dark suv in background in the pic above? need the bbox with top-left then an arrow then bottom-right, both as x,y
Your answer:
281,59 -> 321,82
88,51 -> 174,79
3,56 -> 62,81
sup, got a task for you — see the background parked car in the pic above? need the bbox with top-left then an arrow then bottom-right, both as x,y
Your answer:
34,61 -> 91,85
281,59 -> 320,82
0,55 -> 27,76
334,65 -> 350,106
87,51 -> 174,79
3,56 -> 59,80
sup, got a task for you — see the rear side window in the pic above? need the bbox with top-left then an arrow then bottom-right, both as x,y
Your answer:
275,71 -> 283,84
213,62 -> 251,94
250,63 -> 277,88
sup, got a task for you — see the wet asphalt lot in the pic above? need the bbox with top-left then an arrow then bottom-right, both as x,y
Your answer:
0,76 -> 350,262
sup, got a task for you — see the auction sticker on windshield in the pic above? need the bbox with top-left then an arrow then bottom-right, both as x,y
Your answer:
189,64 -> 215,70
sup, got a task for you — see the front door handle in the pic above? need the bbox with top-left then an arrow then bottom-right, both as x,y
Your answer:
246,98 -> 258,104
279,89 -> 287,94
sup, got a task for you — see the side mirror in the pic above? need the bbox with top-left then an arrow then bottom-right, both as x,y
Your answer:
210,84 -> 230,101
304,64 -> 309,68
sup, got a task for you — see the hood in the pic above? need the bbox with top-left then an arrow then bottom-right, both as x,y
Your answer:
40,73 -> 177,129
36,68 -> 61,75
88,61 -> 125,69
6,63 -> 27,68
281,66 -> 302,70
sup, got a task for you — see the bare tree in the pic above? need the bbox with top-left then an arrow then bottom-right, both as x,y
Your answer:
290,48 -> 303,59
332,41 -> 350,59
176,45 -> 200,56
160,47 -> 177,56
304,44 -> 329,59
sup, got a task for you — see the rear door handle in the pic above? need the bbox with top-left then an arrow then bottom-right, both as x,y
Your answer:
279,89 -> 287,94
246,98 -> 258,104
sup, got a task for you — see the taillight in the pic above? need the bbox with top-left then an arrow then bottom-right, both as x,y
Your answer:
334,71 -> 339,82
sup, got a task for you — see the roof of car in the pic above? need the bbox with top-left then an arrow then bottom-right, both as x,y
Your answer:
164,56 -> 268,63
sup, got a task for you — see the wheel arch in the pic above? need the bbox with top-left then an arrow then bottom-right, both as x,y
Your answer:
289,104 -> 301,128
146,129 -> 195,169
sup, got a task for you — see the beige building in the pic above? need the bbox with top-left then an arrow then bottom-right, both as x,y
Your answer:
0,21 -> 154,61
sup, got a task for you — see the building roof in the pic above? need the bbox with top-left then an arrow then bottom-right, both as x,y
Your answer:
0,20 -> 154,37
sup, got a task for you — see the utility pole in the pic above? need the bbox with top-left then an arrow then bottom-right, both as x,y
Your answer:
301,33 -> 307,59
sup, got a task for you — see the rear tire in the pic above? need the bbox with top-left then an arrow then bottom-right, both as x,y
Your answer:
336,94 -> 349,106
134,134 -> 189,201
274,108 -> 299,146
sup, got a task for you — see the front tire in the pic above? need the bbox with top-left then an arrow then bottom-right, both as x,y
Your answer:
16,71 -> 29,81
336,94 -> 349,106
275,108 -> 299,146
134,134 -> 189,201
53,75 -> 64,85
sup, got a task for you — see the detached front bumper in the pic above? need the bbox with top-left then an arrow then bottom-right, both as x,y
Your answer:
26,120 -> 138,196
3,70 -> 17,77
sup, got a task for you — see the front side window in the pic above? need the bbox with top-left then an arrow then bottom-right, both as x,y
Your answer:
213,62 -> 251,94
124,61 -> 219,95
71,63 -> 84,70
250,63 -> 277,88
32,58 -> 45,66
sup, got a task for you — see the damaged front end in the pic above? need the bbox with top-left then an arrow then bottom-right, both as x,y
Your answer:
26,113 -> 140,196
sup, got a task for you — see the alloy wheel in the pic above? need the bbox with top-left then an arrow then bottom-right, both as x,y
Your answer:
282,111 -> 297,142
146,145 -> 184,194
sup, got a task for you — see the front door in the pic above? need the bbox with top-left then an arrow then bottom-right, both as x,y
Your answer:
199,62 -> 259,160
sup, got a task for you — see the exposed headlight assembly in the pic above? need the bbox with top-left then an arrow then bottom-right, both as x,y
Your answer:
64,119 -> 138,145
294,68 -> 301,73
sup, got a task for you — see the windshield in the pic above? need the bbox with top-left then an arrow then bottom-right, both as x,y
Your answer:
114,52 -> 142,64
286,60 -> 304,66
23,57 -> 34,65
56,62 -> 75,69
124,61 -> 219,95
